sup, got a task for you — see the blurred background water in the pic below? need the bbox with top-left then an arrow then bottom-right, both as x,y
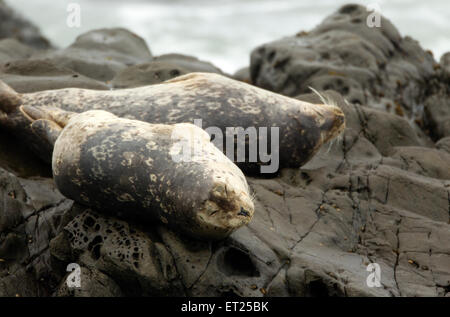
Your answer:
7,0 -> 450,73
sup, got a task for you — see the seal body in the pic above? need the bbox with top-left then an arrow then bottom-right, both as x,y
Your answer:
0,73 -> 345,174
34,109 -> 254,240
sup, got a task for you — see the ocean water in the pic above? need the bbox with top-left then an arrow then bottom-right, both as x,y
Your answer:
7,0 -> 450,74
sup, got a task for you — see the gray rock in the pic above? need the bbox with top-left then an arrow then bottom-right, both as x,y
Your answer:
423,92 -> 450,139
0,1 -> 51,49
418,52 -> 450,140
389,146 -> 450,179
111,55 -> 227,88
0,38 -> 34,64
440,52 -> 450,80
50,210 -> 185,296
296,90 -> 431,157
154,53 -> 223,74
0,167 -> 77,296
0,59 -> 109,92
48,209 -> 280,297
250,4 -> 438,139
436,136 -> 450,154
33,28 -> 153,82
233,67 -> 251,83
111,61 -> 189,88
56,266 -> 123,297
0,132 -> 51,178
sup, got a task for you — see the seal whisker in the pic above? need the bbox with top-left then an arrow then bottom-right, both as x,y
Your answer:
326,138 -> 334,153
308,86 -> 338,108
250,191 -> 257,204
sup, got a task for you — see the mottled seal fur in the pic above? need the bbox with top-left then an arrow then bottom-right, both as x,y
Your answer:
20,105 -> 255,240
0,72 -> 345,174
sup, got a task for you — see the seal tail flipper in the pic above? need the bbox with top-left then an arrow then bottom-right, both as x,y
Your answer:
0,80 -> 22,116
19,105 -> 74,147
19,105 -> 74,128
30,119 -> 63,147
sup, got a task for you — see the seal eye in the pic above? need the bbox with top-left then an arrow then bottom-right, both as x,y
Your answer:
238,207 -> 250,217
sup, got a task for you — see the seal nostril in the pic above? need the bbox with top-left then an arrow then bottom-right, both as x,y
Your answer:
237,207 -> 250,217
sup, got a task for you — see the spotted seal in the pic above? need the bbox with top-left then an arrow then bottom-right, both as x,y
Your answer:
0,72 -> 345,174
19,105 -> 255,240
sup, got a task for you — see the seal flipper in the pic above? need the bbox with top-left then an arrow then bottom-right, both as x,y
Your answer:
0,80 -> 22,116
20,104 -> 73,128
30,119 -> 63,147
19,105 -> 75,147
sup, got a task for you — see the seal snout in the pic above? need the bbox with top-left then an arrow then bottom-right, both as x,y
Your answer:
199,180 -> 254,234
208,183 -> 243,215
318,104 -> 346,144
331,106 -> 346,134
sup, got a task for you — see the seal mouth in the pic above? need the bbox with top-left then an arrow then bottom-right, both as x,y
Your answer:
197,182 -> 255,237
237,207 -> 251,217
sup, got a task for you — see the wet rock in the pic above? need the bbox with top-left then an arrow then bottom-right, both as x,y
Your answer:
33,28 -> 152,82
0,167 -> 77,296
440,52 -> 450,80
0,39 -> 34,64
250,4 -> 437,137
296,90 -> 431,157
0,132 -> 51,178
0,1 -> 51,49
233,67 -> 251,83
271,90 -> 450,297
436,136 -> 450,154
367,165 -> 447,222
111,55 -> 227,88
0,60 -> 109,93
56,266 -> 123,297
389,146 -> 450,180
49,209 -> 279,297
420,52 -> 450,140
153,53 -> 223,74
111,61 -> 189,88
156,226 -> 212,290
187,226 -> 280,297
423,92 -> 450,139
50,210 -> 185,296
0,265 -> 39,297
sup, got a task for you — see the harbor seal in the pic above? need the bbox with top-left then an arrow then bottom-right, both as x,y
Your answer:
19,105 -> 255,240
0,72 -> 345,174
